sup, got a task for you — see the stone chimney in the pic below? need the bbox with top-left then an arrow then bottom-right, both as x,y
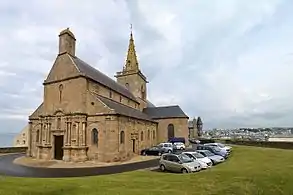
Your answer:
58,28 -> 76,56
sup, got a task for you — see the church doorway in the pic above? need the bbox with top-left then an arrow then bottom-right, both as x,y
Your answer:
167,124 -> 175,140
132,139 -> 136,153
54,135 -> 64,160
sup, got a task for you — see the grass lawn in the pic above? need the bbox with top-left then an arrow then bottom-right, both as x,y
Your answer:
1,146 -> 293,195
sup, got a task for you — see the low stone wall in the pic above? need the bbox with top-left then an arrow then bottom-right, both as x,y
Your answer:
0,147 -> 27,153
225,140 -> 293,150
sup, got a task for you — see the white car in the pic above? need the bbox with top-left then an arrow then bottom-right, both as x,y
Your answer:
182,151 -> 213,169
204,143 -> 232,153
173,142 -> 186,150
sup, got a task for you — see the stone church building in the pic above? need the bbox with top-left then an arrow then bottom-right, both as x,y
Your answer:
27,28 -> 189,162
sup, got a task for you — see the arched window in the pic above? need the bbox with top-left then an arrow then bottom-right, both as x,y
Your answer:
57,118 -> 61,129
59,84 -> 63,102
125,83 -> 129,89
141,131 -> 144,141
167,124 -> 175,140
120,131 -> 125,144
120,96 -> 122,102
153,130 -> 156,139
147,129 -> 150,140
92,128 -> 98,146
109,90 -> 113,98
36,130 -> 40,143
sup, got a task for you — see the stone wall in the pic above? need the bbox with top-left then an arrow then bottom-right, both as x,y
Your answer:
225,140 -> 293,150
0,147 -> 27,153
156,118 -> 189,144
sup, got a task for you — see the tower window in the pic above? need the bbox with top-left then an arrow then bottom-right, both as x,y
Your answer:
59,84 -> 64,102
125,83 -> 129,89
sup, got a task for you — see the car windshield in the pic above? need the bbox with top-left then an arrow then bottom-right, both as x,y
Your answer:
212,147 -> 221,152
218,143 -> 225,148
192,152 -> 204,158
179,154 -> 193,163
204,151 -> 214,156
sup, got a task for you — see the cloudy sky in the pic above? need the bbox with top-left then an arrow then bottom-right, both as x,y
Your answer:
1,0 -> 293,133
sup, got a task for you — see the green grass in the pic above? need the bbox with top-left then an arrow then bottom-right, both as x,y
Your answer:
1,146 -> 293,195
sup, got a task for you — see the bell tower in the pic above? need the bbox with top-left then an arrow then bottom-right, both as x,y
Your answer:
115,25 -> 148,109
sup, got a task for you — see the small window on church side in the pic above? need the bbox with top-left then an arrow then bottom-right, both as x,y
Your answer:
153,130 -> 156,140
109,90 -> 113,98
125,83 -> 129,89
120,131 -> 125,144
120,96 -> 122,102
148,129 -> 150,140
141,131 -> 144,141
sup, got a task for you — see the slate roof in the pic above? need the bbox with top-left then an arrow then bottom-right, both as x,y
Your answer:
97,95 -> 156,122
70,55 -> 138,103
143,105 -> 189,119
146,100 -> 156,107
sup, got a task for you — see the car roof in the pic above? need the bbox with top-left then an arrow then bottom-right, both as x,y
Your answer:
197,149 -> 210,152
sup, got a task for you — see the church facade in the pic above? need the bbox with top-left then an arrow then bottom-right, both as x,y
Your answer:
27,28 -> 189,162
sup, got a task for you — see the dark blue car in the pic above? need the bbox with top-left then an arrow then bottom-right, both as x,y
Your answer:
168,137 -> 186,144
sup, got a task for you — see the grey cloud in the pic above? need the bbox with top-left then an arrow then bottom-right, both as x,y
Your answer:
1,0 -> 293,133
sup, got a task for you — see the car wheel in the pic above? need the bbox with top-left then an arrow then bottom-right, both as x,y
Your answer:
168,150 -> 172,153
181,168 -> 188,174
142,151 -> 147,156
180,147 -> 184,150
160,164 -> 166,172
211,160 -> 215,165
158,152 -> 162,156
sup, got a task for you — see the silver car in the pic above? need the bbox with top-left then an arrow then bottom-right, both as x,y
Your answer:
157,143 -> 173,153
159,153 -> 201,173
197,150 -> 225,165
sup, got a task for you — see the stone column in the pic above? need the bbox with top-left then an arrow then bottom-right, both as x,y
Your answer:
40,123 -> 43,145
47,123 -> 51,144
77,122 -> 80,146
44,123 -> 48,144
68,122 -> 72,146
82,122 -> 86,146
27,122 -> 33,157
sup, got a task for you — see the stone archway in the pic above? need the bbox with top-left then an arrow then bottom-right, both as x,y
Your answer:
167,124 -> 175,140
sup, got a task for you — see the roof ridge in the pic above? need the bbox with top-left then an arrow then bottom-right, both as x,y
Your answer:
149,105 -> 180,108
71,56 -> 138,103
67,53 -> 81,73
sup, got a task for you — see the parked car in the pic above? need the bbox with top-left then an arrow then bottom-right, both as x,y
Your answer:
204,143 -> 232,153
159,153 -> 201,173
182,151 -> 212,169
197,144 -> 229,159
189,138 -> 200,144
168,137 -> 186,144
157,143 -> 173,153
141,146 -> 165,156
196,150 -> 225,165
173,142 -> 186,150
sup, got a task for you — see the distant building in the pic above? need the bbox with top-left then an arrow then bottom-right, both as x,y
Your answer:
188,116 -> 203,139
13,125 -> 28,147
268,135 -> 293,142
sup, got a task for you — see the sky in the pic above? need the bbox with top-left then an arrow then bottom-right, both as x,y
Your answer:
1,0 -> 293,133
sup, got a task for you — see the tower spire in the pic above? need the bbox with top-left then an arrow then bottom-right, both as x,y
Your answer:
124,24 -> 139,71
